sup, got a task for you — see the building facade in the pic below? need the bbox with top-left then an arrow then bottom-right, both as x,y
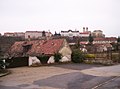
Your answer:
80,27 -> 91,37
92,30 -> 105,38
25,31 -> 52,39
4,32 -> 25,38
4,32 -> 15,37
6,39 -> 72,66
93,37 -> 117,44
61,30 -> 79,37
14,32 -> 25,38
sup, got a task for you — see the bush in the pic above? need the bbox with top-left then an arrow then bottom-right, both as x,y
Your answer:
71,49 -> 85,63
0,58 -> 8,69
54,53 -> 62,63
84,59 -> 113,66
6,57 -> 28,68
37,55 -> 49,64
0,59 -> 5,69
85,54 -> 95,59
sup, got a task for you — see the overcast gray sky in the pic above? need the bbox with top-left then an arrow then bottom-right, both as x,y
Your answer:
0,0 -> 120,37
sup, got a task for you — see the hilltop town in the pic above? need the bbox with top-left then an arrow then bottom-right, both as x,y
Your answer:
0,27 -> 118,54
0,27 -> 120,89
0,27 -> 118,43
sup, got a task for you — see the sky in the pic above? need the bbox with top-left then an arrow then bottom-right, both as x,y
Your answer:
0,0 -> 120,37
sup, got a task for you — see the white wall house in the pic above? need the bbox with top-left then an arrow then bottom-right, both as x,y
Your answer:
25,31 -> 42,39
7,39 -> 72,66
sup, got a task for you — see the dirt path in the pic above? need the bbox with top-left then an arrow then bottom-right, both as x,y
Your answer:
0,64 -> 120,89
0,66 -> 78,86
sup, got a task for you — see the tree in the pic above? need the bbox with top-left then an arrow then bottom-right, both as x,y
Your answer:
88,34 -> 93,45
117,36 -> 120,43
0,46 -> 2,56
71,49 -> 85,63
54,52 -> 62,62
75,37 -> 80,49
110,42 -> 118,51
117,36 -> 120,51
0,58 -> 8,69
42,31 -> 46,37
54,31 -> 57,35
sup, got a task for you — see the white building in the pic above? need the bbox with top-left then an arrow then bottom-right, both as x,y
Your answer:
79,27 -> 91,37
93,37 -> 117,44
14,32 -> 25,38
4,32 -> 15,37
4,32 -> 25,38
25,31 -> 52,39
61,30 -> 79,37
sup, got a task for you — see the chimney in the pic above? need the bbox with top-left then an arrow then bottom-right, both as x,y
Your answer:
46,30 -> 51,40
28,35 -> 31,41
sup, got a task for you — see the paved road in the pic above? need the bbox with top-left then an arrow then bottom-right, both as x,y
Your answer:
0,64 -> 120,89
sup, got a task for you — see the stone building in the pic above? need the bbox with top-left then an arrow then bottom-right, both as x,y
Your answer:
92,30 -> 105,38
6,39 -> 72,67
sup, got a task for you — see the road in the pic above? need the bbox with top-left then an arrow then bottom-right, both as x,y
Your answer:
0,63 -> 120,89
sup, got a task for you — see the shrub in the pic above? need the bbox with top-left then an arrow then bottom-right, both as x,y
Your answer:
37,55 -> 49,64
71,49 -> 85,63
85,54 -> 95,59
0,59 -> 5,69
54,53 -> 62,63
0,58 -> 8,69
6,57 -> 28,68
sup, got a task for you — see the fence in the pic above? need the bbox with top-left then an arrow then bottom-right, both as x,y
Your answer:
94,51 -> 120,62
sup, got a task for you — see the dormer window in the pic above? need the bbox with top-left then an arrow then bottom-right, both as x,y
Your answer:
23,45 -> 32,53
22,42 -> 32,53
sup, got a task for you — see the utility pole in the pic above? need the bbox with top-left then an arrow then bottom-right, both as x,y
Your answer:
117,36 -> 120,62
118,42 -> 120,61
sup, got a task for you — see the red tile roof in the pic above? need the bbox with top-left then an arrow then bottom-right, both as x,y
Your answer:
25,31 -> 43,33
94,37 -> 117,41
79,32 -> 90,34
7,39 -> 64,57
80,41 -> 88,44
94,43 -> 112,48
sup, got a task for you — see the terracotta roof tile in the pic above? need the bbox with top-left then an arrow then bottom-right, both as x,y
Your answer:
94,37 -> 117,41
80,32 -> 90,34
7,39 -> 64,57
